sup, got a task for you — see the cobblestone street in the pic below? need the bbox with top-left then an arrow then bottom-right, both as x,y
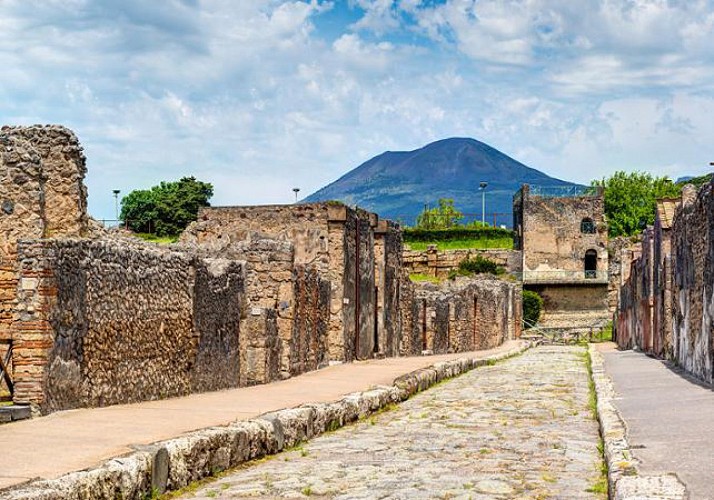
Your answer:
178,346 -> 604,499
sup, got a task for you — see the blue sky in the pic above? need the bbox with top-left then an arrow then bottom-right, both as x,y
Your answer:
2,0 -> 713,219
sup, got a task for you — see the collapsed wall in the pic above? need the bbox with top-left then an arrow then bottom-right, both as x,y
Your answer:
13,239 -> 245,413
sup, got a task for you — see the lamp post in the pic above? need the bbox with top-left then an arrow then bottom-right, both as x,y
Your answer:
112,189 -> 120,221
479,181 -> 488,227
292,187 -> 300,203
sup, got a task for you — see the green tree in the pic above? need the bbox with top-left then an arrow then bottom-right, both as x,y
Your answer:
120,176 -> 214,237
522,290 -> 543,329
416,198 -> 463,229
592,171 -> 680,237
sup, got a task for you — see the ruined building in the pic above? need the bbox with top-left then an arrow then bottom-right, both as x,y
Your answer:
615,182 -> 714,384
0,125 -> 522,414
513,184 -> 610,329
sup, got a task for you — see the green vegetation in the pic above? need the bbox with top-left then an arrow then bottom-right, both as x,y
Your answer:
415,198 -> 463,229
407,199 -> 513,249
409,273 -> 441,283
522,290 -> 543,329
406,237 -> 513,251
678,172 -> 713,188
456,255 -> 505,276
134,233 -> 179,244
591,171 -> 680,237
120,176 -> 213,237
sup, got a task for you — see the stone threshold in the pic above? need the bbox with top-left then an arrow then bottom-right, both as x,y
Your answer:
0,405 -> 30,424
588,344 -> 687,500
0,342 -> 530,500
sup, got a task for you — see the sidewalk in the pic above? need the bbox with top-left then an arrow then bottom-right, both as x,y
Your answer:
597,343 -> 714,499
0,340 -> 523,491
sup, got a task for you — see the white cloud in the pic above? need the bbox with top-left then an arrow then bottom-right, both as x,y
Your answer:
0,0 -> 712,220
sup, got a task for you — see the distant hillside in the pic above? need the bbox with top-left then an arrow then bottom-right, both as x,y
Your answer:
304,138 -> 580,226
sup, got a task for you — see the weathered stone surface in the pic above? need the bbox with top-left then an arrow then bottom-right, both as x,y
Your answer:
615,180 -> 714,385
12,239 -> 245,412
178,346 -> 603,500
0,343 -> 528,499
400,275 -> 521,355
514,184 -> 610,328
402,247 -> 522,279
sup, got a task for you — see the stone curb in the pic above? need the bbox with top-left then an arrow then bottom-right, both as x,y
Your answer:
0,341 -> 530,500
588,345 -> 686,500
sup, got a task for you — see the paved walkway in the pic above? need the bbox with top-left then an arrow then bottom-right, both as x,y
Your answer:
179,346 -> 604,499
0,341 -> 524,490
599,343 -> 714,499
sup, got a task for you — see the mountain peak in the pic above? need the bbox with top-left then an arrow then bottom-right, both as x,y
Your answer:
304,138 -> 577,226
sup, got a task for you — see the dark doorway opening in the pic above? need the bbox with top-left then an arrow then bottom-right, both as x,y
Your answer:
585,250 -> 597,279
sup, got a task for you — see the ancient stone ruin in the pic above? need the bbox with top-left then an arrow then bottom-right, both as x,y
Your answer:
513,184 -> 611,330
0,126 -> 523,414
615,182 -> 714,384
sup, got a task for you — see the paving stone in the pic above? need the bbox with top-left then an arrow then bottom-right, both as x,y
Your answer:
180,346 -> 605,499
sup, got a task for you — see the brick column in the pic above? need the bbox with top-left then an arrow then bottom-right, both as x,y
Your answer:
11,241 -> 56,408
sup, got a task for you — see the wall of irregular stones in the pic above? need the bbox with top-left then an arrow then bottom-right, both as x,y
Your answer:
13,239 -> 245,413
400,276 -> 521,355
0,126 -> 88,347
402,248 -> 521,279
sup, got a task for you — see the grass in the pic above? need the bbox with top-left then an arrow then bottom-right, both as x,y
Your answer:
580,347 -> 609,498
409,273 -> 442,283
134,233 -> 179,244
406,237 -> 513,251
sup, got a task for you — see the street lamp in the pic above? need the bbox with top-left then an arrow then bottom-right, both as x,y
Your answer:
479,181 -> 488,227
112,189 -> 120,221
292,187 -> 300,203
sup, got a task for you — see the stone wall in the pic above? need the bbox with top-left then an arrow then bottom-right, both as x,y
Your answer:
515,185 -> 608,280
12,239 -> 245,413
671,183 -> 713,383
183,203 -> 384,363
615,182 -> 714,385
400,276 -> 521,355
402,248 -> 521,279
0,126 -> 88,346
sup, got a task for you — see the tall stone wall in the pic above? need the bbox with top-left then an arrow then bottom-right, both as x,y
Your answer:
12,239 -> 245,413
671,183 -> 714,383
615,182 -> 714,385
0,126 -> 88,345
402,248 -> 521,279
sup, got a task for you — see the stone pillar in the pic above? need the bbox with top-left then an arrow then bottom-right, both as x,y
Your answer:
11,241 -> 57,408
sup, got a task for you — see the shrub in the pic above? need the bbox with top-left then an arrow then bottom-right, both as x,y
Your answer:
457,256 -> 505,276
522,290 -> 543,328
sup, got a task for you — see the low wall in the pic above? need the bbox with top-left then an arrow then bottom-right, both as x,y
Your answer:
400,276 -> 521,355
13,239 -> 245,413
402,248 -> 520,279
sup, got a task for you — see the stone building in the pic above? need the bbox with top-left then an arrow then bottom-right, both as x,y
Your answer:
513,184 -> 610,328
181,203 -> 403,365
